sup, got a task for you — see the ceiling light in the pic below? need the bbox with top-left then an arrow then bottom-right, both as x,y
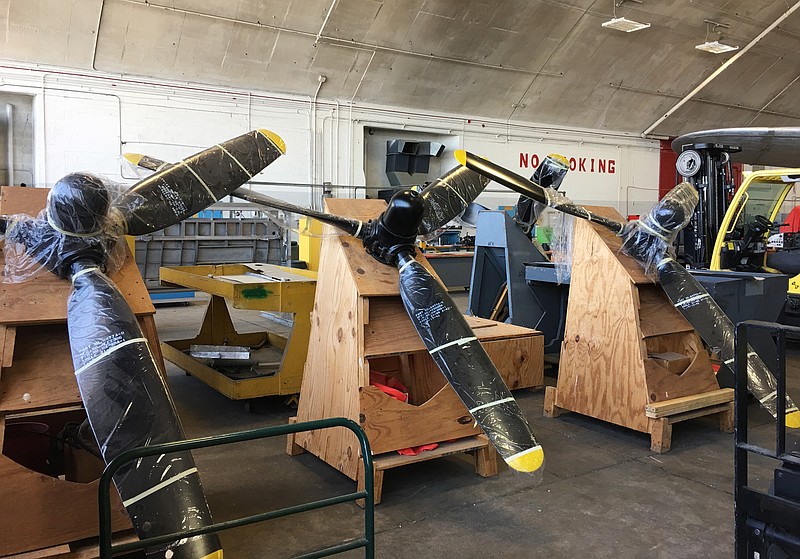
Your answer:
695,40 -> 739,54
696,20 -> 739,54
602,17 -> 651,32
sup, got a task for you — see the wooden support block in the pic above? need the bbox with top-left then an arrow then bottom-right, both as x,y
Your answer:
1,325 -> 16,369
645,388 -> 734,419
543,386 -> 561,418
285,417 -> 305,456
475,444 -> 499,477
719,404 -> 734,433
355,436 -> 495,506
649,418 -> 672,453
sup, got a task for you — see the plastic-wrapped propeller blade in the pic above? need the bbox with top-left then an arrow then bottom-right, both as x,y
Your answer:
123,153 -> 171,173
417,166 -> 490,235
116,129 -> 286,236
657,259 -> 800,427
68,268 -> 221,559
232,189 -> 364,238
395,251 -> 544,473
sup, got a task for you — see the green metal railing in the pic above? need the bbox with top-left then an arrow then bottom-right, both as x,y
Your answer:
98,417 -> 374,558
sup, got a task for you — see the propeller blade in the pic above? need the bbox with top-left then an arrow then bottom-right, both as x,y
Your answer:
457,152 -> 800,426
68,267 -> 221,559
417,166 -> 490,235
454,150 -> 624,233
395,251 -> 544,473
231,189 -> 364,238
116,129 -> 286,236
656,258 -> 800,427
123,153 -> 171,172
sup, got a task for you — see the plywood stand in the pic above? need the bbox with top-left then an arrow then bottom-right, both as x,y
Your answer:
0,187 -> 151,557
287,199 -> 544,504
544,206 -> 733,452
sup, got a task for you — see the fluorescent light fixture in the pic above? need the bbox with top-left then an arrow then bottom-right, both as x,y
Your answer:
602,16 -> 651,32
695,40 -> 740,53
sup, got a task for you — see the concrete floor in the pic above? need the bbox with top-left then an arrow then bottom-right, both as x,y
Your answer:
153,294 -> 800,559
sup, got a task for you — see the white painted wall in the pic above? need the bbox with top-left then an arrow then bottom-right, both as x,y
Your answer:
0,61 -> 661,218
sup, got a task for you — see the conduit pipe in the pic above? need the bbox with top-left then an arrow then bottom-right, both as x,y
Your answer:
6,103 -> 14,186
642,0 -> 800,136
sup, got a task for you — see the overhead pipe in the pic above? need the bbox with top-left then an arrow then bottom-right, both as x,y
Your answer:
6,103 -> 14,186
642,0 -> 800,136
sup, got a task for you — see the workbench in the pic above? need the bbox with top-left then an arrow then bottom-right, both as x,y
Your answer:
159,263 -> 316,407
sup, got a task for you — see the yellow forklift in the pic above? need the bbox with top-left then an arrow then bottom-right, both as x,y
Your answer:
710,168 -> 800,323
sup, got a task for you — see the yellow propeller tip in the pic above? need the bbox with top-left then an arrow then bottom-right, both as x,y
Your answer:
548,153 -> 570,168
454,149 -> 467,166
505,445 -> 544,473
786,410 -> 800,429
123,153 -> 144,165
259,129 -> 286,154
200,550 -> 223,559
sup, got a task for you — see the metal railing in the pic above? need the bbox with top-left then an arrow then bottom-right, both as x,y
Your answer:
98,417 -> 374,559
734,320 -> 800,558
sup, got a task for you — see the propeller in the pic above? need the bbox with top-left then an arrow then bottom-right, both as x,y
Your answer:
454,149 -> 800,428
2,129 -> 286,559
513,153 -> 569,237
126,155 -> 545,474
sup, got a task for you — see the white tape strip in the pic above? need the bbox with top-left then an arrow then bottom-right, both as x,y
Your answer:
354,220 -> 363,238
429,336 -> 477,354
469,397 -> 515,414
503,445 -> 542,465
398,259 -> 416,275
635,219 -> 670,242
74,337 -> 148,376
657,257 -> 674,268
71,267 -> 100,283
675,293 -> 710,308
218,144 -> 253,178
759,390 -> 777,404
122,467 -> 198,507
46,213 -> 101,238
179,161 -> 216,200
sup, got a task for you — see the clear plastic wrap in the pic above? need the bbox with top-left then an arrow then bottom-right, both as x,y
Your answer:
417,166 -> 490,235
1,173 -> 127,282
549,210 -> 576,285
514,153 -> 569,236
396,251 -> 544,478
619,181 -> 698,279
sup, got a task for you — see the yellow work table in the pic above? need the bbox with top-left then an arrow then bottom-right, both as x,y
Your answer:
159,263 -> 316,406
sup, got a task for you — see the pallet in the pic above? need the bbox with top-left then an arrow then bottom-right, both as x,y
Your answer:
288,417 -> 497,505
287,198 -> 544,502
545,386 -> 734,452
546,206 -> 727,450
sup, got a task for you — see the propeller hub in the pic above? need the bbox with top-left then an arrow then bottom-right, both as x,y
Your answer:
47,173 -> 111,236
363,189 -> 424,265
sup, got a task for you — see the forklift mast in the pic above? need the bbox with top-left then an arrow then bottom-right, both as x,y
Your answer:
674,142 -> 740,268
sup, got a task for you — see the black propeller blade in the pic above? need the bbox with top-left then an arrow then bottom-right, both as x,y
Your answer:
70,268 -> 221,559
456,150 -> 800,428
117,129 -> 285,235
3,129 -> 287,559
231,189 -> 364,237
396,251 -> 543,471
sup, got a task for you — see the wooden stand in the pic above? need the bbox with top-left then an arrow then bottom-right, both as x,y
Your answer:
0,187 -> 152,557
545,206 -> 733,452
287,199 -> 544,504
